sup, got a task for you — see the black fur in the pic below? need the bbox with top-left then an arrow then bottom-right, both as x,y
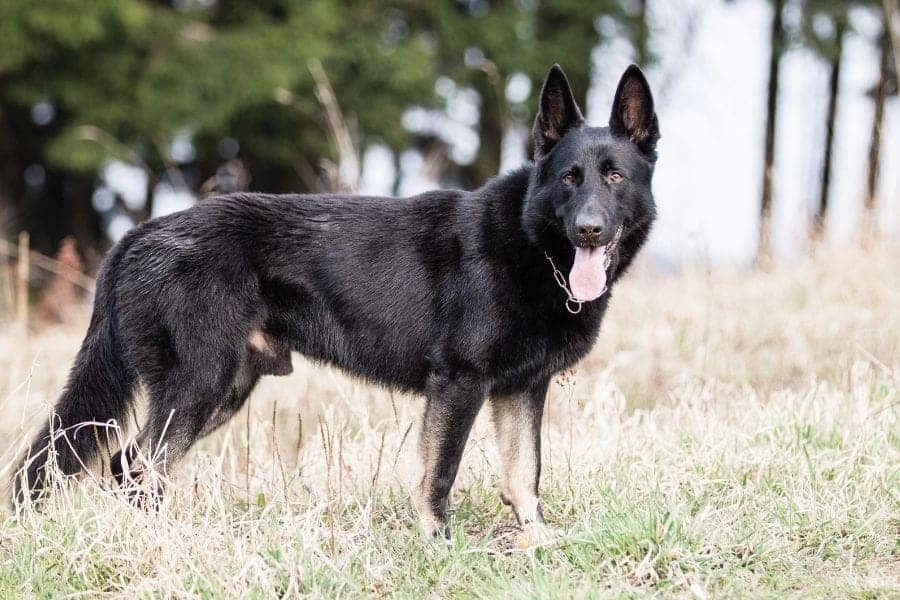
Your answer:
15,65 -> 659,532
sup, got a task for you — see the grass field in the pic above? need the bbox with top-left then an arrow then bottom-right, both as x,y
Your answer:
0,244 -> 898,598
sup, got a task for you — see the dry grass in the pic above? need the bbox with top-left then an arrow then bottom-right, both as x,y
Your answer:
0,243 -> 898,598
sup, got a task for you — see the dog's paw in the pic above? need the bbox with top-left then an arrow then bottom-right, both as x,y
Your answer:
514,522 -> 557,549
419,516 -> 451,543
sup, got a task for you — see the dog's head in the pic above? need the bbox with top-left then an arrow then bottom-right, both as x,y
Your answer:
524,64 -> 659,302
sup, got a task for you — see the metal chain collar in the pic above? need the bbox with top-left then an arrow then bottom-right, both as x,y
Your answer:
544,225 -> 623,315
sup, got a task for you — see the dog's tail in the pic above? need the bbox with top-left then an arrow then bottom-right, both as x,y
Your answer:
13,233 -> 138,507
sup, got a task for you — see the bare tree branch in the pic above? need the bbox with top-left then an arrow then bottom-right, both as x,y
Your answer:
308,59 -> 360,193
0,238 -> 96,293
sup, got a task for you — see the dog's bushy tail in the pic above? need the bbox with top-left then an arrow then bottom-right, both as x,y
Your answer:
14,235 -> 137,507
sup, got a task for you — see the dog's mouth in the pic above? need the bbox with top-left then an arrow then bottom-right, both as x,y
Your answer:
568,225 -> 624,302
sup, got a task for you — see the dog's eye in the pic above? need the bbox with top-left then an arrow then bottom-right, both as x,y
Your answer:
561,172 -> 577,186
608,171 -> 624,183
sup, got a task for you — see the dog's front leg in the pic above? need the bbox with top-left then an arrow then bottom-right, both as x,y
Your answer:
490,378 -> 550,533
413,372 -> 487,539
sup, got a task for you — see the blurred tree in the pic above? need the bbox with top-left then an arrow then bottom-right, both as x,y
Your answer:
631,0 -> 652,66
0,0 -> 437,258
864,15 -> 898,233
801,0 -> 850,239
759,0 -> 786,264
800,0 -> 892,240
0,0 -> 146,257
0,0 -> 646,265
398,0 -> 645,185
884,0 -> 900,78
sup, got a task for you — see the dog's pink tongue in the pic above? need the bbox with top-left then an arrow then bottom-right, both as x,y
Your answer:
569,247 -> 608,301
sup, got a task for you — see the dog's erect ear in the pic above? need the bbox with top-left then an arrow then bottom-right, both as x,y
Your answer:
609,65 -> 660,156
533,64 -> 584,159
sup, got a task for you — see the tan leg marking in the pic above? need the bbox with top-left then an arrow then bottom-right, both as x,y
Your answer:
412,404 -> 461,539
413,413 -> 442,536
491,388 -> 547,527
412,376 -> 487,539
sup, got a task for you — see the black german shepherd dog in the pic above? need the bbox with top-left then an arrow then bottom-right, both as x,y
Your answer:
16,64 -> 659,538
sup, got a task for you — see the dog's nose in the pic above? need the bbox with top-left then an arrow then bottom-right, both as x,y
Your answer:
577,223 -> 604,237
574,214 -> 607,246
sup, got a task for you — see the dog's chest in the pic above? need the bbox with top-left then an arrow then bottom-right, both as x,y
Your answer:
487,304 -> 603,392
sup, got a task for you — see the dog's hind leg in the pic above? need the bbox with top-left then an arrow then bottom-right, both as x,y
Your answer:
110,359 -> 241,500
199,328 -> 290,438
490,378 -> 550,529
413,372 -> 487,538
198,361 -> 261,438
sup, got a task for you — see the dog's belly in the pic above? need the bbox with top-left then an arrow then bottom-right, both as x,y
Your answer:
266,303 -> 432,393
260,275 -> 603,396
292,331 -> 431,392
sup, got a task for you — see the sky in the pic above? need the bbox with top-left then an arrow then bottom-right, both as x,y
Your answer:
105,0 -> 899,268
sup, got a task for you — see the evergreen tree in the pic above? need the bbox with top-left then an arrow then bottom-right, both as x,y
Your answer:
0,0 -> 644,262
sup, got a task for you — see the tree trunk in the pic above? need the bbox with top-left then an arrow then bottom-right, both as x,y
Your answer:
863,31 -> 890,238
813,22 -> 846,239
884,0 -> 900,81
462,76 -> 504,187
0,109 -> 25,235
759,0 -> 785,265
635,0 -> 651,66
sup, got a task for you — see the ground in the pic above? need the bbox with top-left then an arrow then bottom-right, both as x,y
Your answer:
0,244 -> 897,598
